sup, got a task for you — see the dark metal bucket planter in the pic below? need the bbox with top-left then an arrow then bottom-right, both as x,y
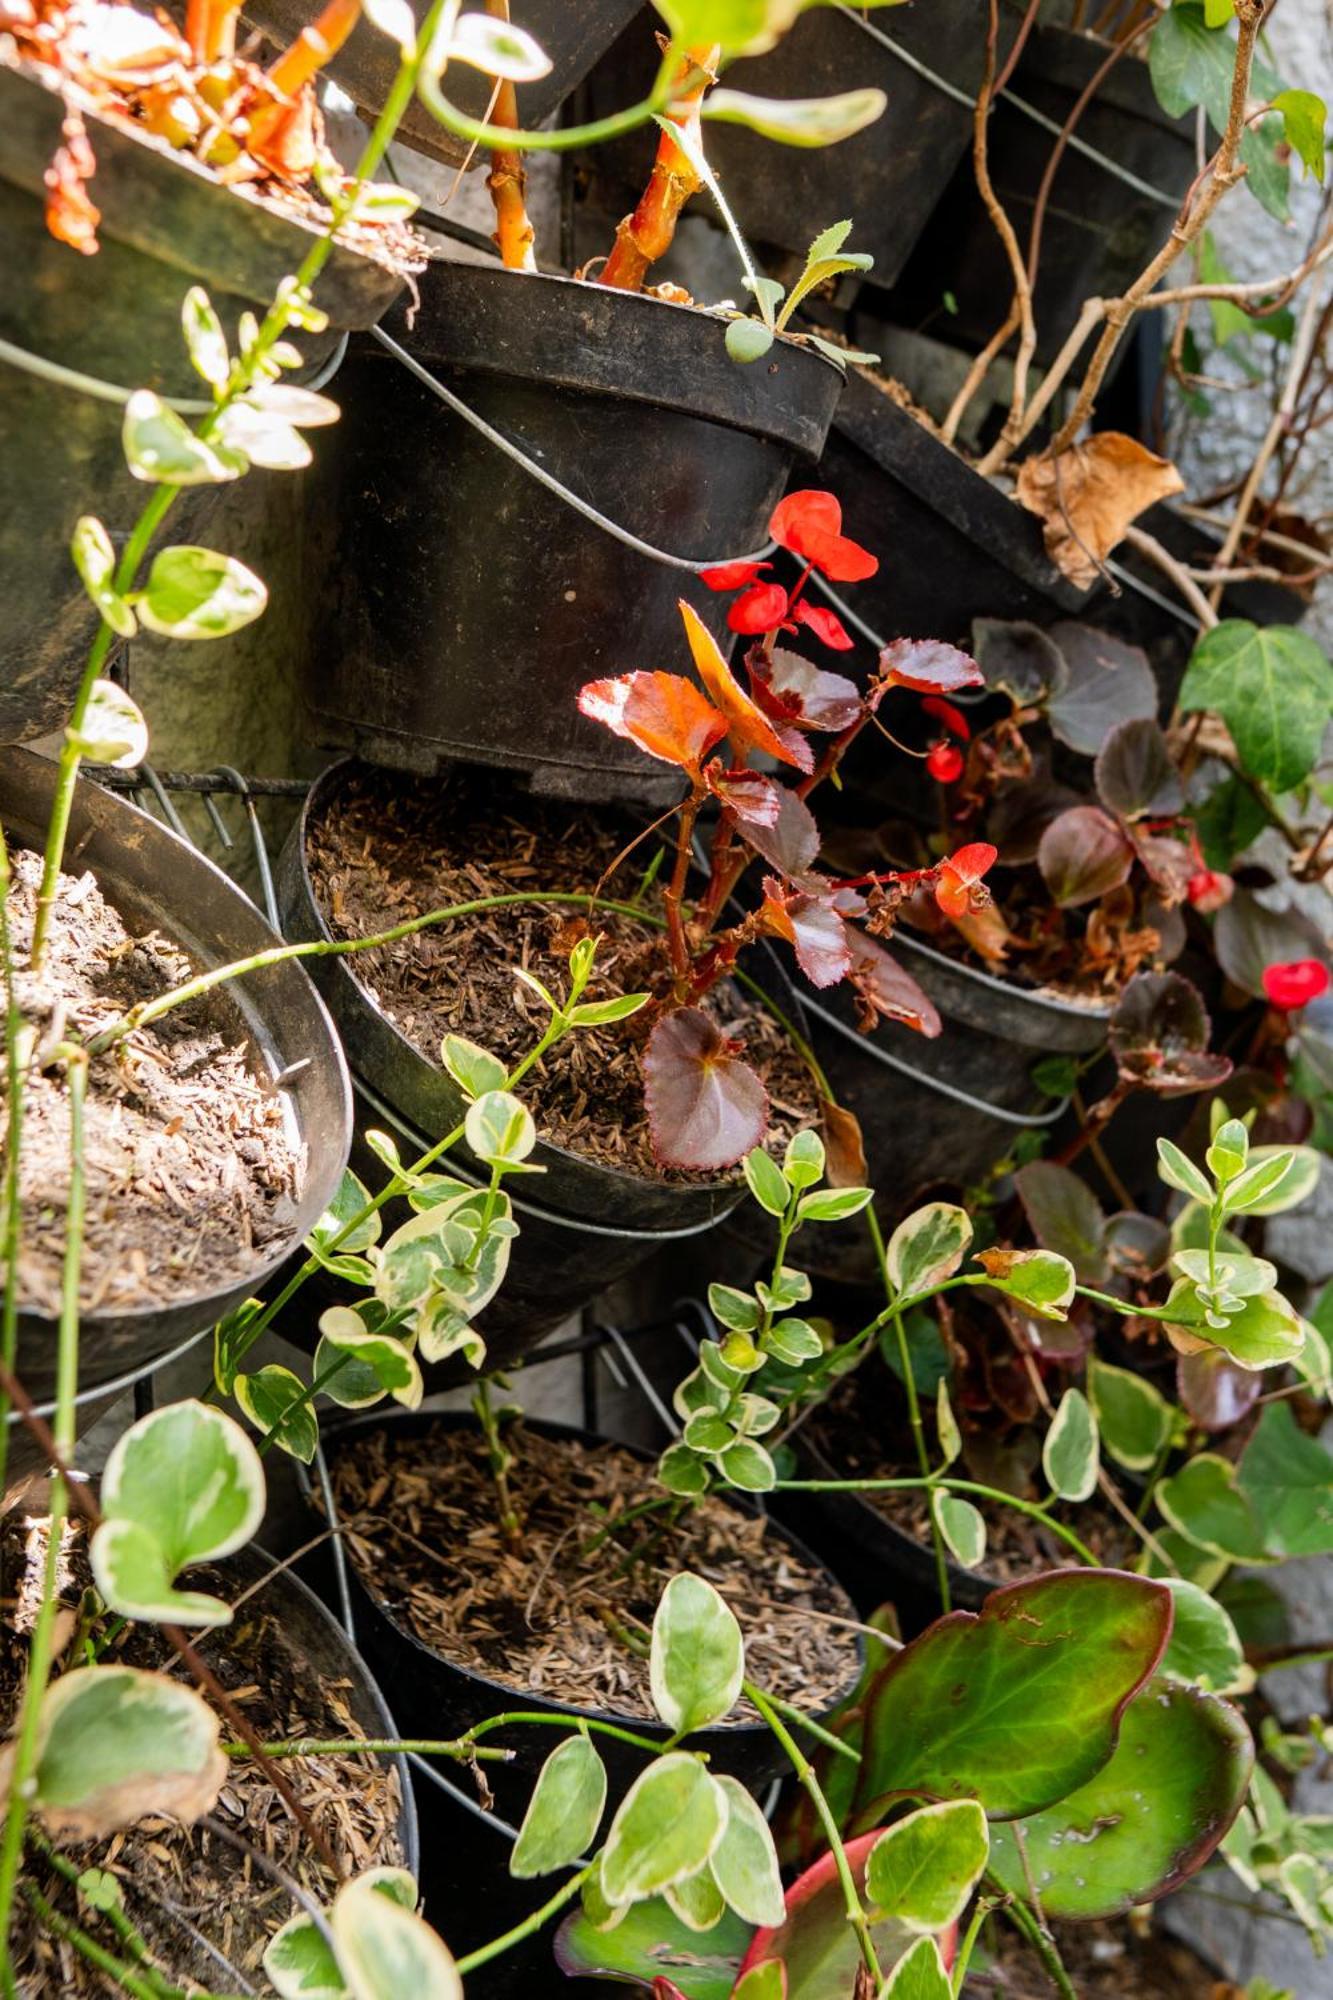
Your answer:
577,3 -> 1021,286
2,744 -> 353,1408
816,367 -> 1091,653
0,59 -> 406,746
309,1409 -> 863,1793
887,25 -> 1195,368
2,1323 -> 212,1496
799,932 -> 1109,1284
276,760 -> 806,1235
241,0 -> 641,166
297,264 -> 844,799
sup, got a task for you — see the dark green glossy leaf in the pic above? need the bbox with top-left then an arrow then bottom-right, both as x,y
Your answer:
554,1894 -> 749,1997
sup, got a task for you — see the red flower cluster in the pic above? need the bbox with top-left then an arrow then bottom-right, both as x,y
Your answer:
922,694 -> 970,786
1261,959 -> 1330,1010
702,490 -> 878,650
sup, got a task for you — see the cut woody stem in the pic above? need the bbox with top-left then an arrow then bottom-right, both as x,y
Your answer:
598,40 -> 717,291
483,0 -> 537,271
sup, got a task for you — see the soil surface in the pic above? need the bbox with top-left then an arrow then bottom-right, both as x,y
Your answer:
966,1917 -> 1233,1996
326,1421 -> 863,1722
307,765 -> 821,1181
2,1522 -> 404,1996
801,1360 -> 1129,1585
4,845 -> 306,1317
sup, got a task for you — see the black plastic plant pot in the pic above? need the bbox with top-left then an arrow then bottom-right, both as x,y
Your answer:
275,760 -> 807,1234
317,1078 -> 738,1384
308,1409 -> 863,1795
241,0 -> 641,166
577,4 -> 1022,286
235,1541 -> 421,1874
0,59 -> 407,747
886,25 -> 1195,368
817,367 -> 1092,655
2,1323 -> 211,1496
297,263 -> 844,799
2,743 -> 353,1409
800,932 -> 1108,1285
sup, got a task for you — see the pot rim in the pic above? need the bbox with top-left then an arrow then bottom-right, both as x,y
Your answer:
311,1406 -> 867,1747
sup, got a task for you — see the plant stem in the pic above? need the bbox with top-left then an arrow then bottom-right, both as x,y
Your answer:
663,797 -> 701,991
951,1895 -> 999,1997
997,1889 -> 1077,2000
482,0 -> 537,269
775,1478 -> 1099,1568
599,42 -> 715,290
760,1692 -> 861,1763
866,1207 -> 951,1613
0,1055 -> 86,1982
744,1679 -> 882,1988
453,1864 -> 595,1975
418,37 -> 682,153
224,1707 -> 670,1759
22,1884 -> 196,2000
474,1374 -> 522,1548
0,834 -> 24,1503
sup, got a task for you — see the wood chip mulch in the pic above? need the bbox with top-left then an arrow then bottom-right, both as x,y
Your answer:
327,1422 -> 863,1724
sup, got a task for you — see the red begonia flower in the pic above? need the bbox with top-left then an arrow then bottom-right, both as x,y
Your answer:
1185,868 -> 1233,913
792,600 -> 854,650
935,841 -> 997,918
1262,959 -> 1330,1010
926,742 -> 964,784
921,695 -> 971,741
701,558 -> 772,591
727,581 -> 791,634
769,490 -> 878,583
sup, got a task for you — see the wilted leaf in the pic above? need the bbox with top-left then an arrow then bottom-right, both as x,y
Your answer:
821,1099 -> 867,1187
845,934 -> 942,1036
975,1246 -> 1077,1319
1109,972 -> 1233,1096
645,1010 -> 768,1172
1016,435 -> 1184,589
578,671 -> 727,775
1037,806 -> 1135,908
988,1678 -> 1251,1918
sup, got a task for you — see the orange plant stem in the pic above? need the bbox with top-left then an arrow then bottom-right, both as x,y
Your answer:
267,0 -> 363,99
598,42 -> 716,293
485,0 -> 536,271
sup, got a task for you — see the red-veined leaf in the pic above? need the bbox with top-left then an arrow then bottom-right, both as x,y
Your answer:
770,490 -> 878,582
761,879 -> 852,989
750,647 -> 863,734
707,767 -> 782,827
847,933 -> 942,1036
679,601 -> 805,767
644,1009 -> 769,1171
735,787 -> 820,880
878,638 -> 983,697
792,601 -> 854,651
578,672 -> 727,774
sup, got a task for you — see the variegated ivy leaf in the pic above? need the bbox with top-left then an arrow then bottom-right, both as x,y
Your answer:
886,1202 -> 972,1299
865,1799 -> 989,1933
262,1869 -> 420,2000
1163,1279 -> 1305,1369
936,1379 -> 962,1467
215,399 -> 312,471
68,679 -> 148,767
933,1491 -> 986,1570
70,516 -> 136,637
180,286 -> 229,393
510,1737 -> 607,1880
440,10 -> 552,80
308,1167 -> 382,1282
91,1401 -> 265,1627
235,1363 -> 318,1463
0,1668 -> 226,1842
417,1298 -> 488,1369
1043,1387 -> 1100,1502
122,390 -> 247,485
134,546 -> 267,640
701,85 -> 886,147
975,1246 -> 1076,1320
708,1774 -> 785,1928
783,1127 -> 826,1189
440,1033 -> 507,1100
361,0 -> 415,52
464,1089 -> 540,1171
316,1308 -> 422,1410
330,1870 -> 461,1999
600,1755 -> 728,1906
650,1573 -> 744,1734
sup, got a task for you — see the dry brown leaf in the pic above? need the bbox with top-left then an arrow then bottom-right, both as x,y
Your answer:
1015,432 -> 1185,589
821,1098 -> 867,1187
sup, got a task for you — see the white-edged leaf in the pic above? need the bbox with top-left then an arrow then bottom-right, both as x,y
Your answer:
865,1799 -> 989,1933
235,1363 -> 318,1464
1043,1387 -> 1099,1502
510,1736 -> 607,1879
708,1775 -> 785,1927
330,1871 -> 461,1999
69,679 -> 147,767
650,1573 -> 743,1734
440,1034 -> 506,1100
70,516 -> 136,637
442,10 -> 551,79
600,1756 -> 727,1905
886,1202 -> 973,1299
1157,1138 -> 1214,1206
122,390 -> 246,485
316,1310 -> 423,1412
135,545 -> 267,640
932,1491 -> 986,1571
181,286 -> 229,393
702,85 -> 886,146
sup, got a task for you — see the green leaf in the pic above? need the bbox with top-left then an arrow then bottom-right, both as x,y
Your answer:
181,286 -> 229,392
70,516 -> 136,637
330,1871 -> 461,1998
510,1736 -> 607,1879
865,1800 -> 989,1932
2,1667 -> 224,1841
726,318 -> 776,363
314,1309 -> 423,1412
235,1364 -> 318,1463
1157,1137 -> 1215,1206
765,1317 -> 824,1365
702,85 -> 885,146
1163,1280 -> 1305,1370
441,9 -> 552,80
978,1247 -> 1076,1321
1273,88 -> 1326,180
718,1437 -> 776,1492
886,1203 -> 972,1300
881,1306 -> 951,1397
1043,1387 -> 1099,1502
659,1442 -> 712,1497
310,1168 -> 382,1257
709,1284 -> 761,1333
1160,1578 -> 1247,1693
122,390 -> 247,484
936,1379 -> 962,1468
650,1573 -> 743,1734
878,1935 -> 952,1997
69,679 -> 148,768
850,1571 -> 1173,1827
708,1775 -> 785,1927
568,993 -> 651,1027
1199,231 -> 1257,346
1156,1453 -> 1270,1562
988,1677 -> 1253,1919
933,1492 -> 986,1571
796,1186 -> 873,1223
135,545 -> 267,640
1087,1357 -> 1173,1473
600,1755 -> 727,1905
1179,621 -> 1333,793
91,1401 -> 265,1627
464,1089 -> 538,1169
1236,1402 -> 1333,1556
555,1894 -> 748,1997
212,1298 -> 261,1398
440,1035 -> 506,1099
743,1147 -> 791,1217
783,1128 -> 826,1189
1234,1143 -> 1320,1215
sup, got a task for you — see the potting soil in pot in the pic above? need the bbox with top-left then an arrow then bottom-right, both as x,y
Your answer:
969,1916 -> 1230,1997
1,1522 -> 405,1994
326,1422 -> 862,1721
4,846 -> 305,1316
307,765 -> 821,1178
